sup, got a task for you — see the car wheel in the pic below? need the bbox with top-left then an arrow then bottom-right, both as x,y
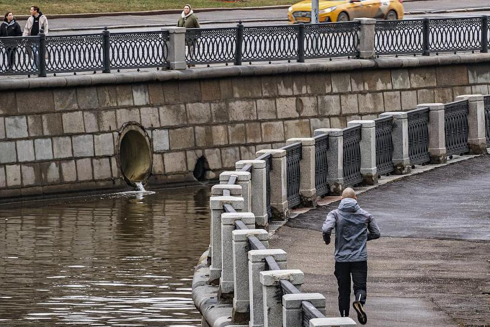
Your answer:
337,12 -> 349,22
386,10 -> 397,20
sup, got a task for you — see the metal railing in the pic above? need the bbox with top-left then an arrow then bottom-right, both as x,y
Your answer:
375,116 -> 394,176
343,124 -> 363,187
284,142 -> 302,209
376,16 -> 489,56
304,22 -> 360,59
314,134 -> 329,197
407,107 -> 430,165
256,153 -> 273,221
484,95 -> 490,147
445,100 -> 470,156
185,27 -> 236,65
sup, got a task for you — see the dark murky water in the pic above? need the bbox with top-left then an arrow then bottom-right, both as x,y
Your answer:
0,186 -> 211,326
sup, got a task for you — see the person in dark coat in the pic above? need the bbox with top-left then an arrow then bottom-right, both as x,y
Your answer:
0,12 -> 22,70
322,187 -> 381,325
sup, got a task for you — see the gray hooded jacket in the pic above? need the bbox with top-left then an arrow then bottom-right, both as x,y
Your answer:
322,198 -> 380,263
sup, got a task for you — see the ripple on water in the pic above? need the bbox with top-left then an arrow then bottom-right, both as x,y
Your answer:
0,186 -> 211,326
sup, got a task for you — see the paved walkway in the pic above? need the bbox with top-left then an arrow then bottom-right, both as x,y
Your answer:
270,155 -> 490,326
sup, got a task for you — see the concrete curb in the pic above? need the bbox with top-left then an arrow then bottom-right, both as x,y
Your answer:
3,53 -> 490,91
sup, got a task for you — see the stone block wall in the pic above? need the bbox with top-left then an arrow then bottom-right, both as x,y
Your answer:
1,58 -> 490,198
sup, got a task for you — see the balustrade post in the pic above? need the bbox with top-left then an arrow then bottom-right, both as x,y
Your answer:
220,171 -> 252,212
482,16 -> 488,53
297,23 -> 305,63
102,27 -> 111,73
235,21 -> 244,66
236,160 -> 268,229
283,294 -> 326,327
455,94 -> 487,154
220,212 -> 255,298
260,270 -> 304,327
232,229 -> 269,324
286,138 -> 317,206
423,17 -> 430,56
249,249 -> 287,327
380,112 -> 411,174
418,103 -> 447,164
314,129 -> 344,195
309,318 -> 357,327
256,149 -> 289,220
38,31 -> 46,77
209,185 -> 244,284
165,27 -> 187,70
354,18 -> 376,59
347,120 -> 377,185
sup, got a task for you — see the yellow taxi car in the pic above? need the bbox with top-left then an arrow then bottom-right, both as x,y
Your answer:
288,0 -> 404,23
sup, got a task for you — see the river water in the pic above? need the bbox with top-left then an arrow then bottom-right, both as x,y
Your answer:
0,186 -> 211,326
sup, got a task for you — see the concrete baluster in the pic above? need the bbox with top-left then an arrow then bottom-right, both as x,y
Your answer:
354,18 -> 376,59
220,212 -> 255,298
232,229 -> 269,324
249,249 -> 287,327
286,138 -> 317,207
220,171 -> 252,213
309,317 -> 357,327
418,103 -> 447,164
260,270 -> 304,327
347,120 -> 377,185
314,128 -> 344,195
379,112 -> 411,174
256,149 -> 288,220
236,160 -> 268,229
455,94 -> 487,154
283,293 -> 326,327
164,27 -> 187,70
209,184 -> 243,284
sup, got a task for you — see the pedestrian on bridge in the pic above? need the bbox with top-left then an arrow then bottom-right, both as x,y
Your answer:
177,4 -> 200,29
322,187 -> 380,325
1,12 -> 22,71
22,6 -> 49,70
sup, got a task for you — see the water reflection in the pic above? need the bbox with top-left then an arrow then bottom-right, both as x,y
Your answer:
0,186 -> 211,326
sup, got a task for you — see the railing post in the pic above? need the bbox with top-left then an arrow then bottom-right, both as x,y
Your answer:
297,23 -> 305,63
209,185 -> 243,284
232,229 -> 269,324
355,18 -> 376,59
286,138 -> 316,206
256,149 -> 289,220
347,121 -> 377,185
380,112 -> 411,174
236,160 -> 268,229
248,249 -> 287,327
220,171 -> 251,212
102,27 -> 111,73
482,16 -> 488,53
235,21 -> 244,66
418,103 -> 447,164
38,30 -> 46,77
283,294 -> 326,327
314,129 -> 344,195
165,27 -> 187,70
220,212 -> 255,297
455,94 -> 488,154
423,17 -> 430,56
261,270 -> 304,327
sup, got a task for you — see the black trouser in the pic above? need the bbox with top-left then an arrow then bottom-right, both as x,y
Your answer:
334,261 -> 368,317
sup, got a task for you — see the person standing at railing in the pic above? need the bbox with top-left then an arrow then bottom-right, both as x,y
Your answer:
0,12 -> 22,71
22,5 -> 48,69
177,4 -> 200,67
322,187 -> 380,325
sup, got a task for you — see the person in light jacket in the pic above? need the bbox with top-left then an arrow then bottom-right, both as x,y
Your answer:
23,6 -> 48,36
1,12 -> 22,70
322,188 -> 381,325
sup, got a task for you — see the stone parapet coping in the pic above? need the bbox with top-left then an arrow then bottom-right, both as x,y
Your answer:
4,53 -> 490,91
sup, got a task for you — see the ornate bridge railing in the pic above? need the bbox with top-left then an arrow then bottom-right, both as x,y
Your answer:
375,19 -> 424,55
185,27 -> 236,65
0,36 -> 39,75
375,116 -> 394,176
304,22 -> 360,59
284,142 -> 302,209
343,124 -> 363,187
485,95 -> 490,147
243,25 -> 299,63
314,134 -> 329,197
407,107 -> 430,165
429,17 -> 482,54
445,100 -> 470,156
